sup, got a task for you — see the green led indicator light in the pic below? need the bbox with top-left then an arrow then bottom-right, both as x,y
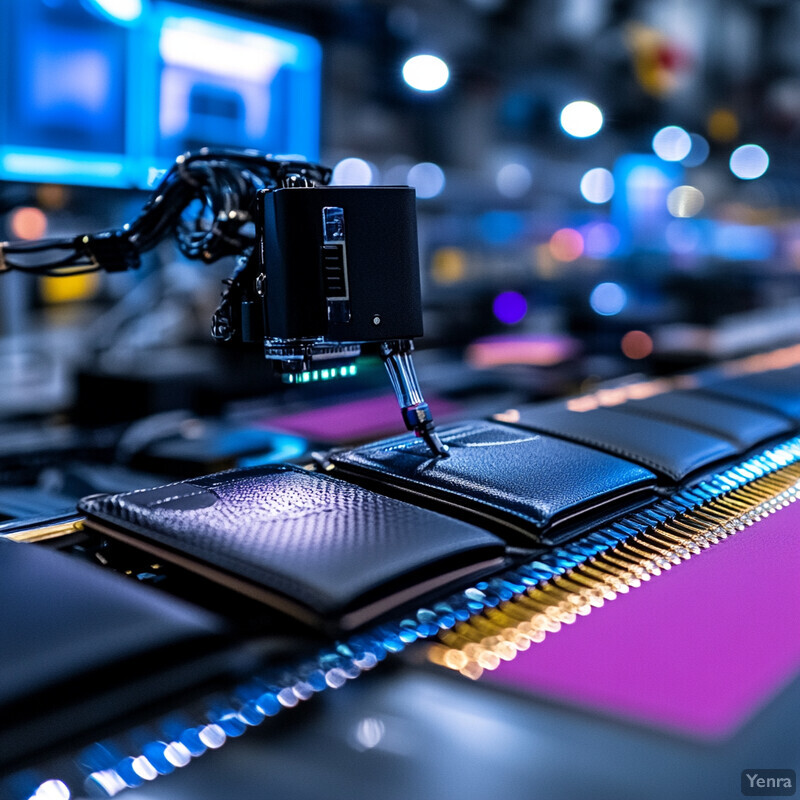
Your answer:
281,364 -> 359,385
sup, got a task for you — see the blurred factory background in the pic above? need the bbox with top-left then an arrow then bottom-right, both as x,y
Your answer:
2,0 -> 800,491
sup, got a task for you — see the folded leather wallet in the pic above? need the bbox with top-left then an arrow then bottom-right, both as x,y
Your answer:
512,402 -> 738,481
78,464 -> 505,633
329,420 -> 656,546
701,366 -> 800,422
0,537 -> 227,772
615,389 -> 792,451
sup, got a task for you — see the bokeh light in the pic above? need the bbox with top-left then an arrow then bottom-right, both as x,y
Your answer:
492,291 -> 528,325
331,157 -> 375,185
548,228 -> 584,261
10,207 -> 47,240
86,0 -> 143,23
28,779 -> 71,800
402,54 -> 449,92
707,108 -> 739,142
495,163 -> 532,198
36,184 -> 68,210
729,144 -> 769,180
467,334 -> 580,368
590,281 -> 627,316
666,185 -> 705,218
621,330 -> 654,359
580,167 -> 615,203
583,222 -> 621,258
627,164 -> 672,194
407,162 -> 445,198
666,219 -> 703,254
431,247 -> 466,284
681,133 -> 710,167
652,125 -> 692,161
479,211 -> 525,245
559,101 -> 603,138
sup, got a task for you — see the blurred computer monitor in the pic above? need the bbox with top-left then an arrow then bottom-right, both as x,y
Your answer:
0,0 -> 321,188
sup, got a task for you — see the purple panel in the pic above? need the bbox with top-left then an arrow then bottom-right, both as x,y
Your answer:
485,503 -> 800,738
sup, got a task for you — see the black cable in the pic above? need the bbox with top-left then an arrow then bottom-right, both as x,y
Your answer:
0,148 -> 331,277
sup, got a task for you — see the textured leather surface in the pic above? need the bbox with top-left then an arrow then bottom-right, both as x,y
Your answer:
330,420 -> 655,541
622,389 -> 792,450
514,403 -> 737,481
0,537 -> 222,709
702,367 -> 800,422
79,464 -> 504,620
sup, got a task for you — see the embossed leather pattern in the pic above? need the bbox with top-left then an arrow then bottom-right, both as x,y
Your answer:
514,403 -> 737,481
79,464 -> 504,628
614,390 -> 792,451
330,420 -> 656,544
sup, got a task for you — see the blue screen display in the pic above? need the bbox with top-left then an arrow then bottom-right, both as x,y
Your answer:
0,0 -> 129,185
0,0 -> 322,187
150,5 -> 321,163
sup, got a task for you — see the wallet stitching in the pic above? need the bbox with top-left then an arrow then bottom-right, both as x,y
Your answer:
338,452 -> 549,525
82,465 -> 293,508
143,490 -> 214,508
623,400 -> 788,444
361,422 -> 535,456
519,427 -> 682,479
118,488 -> 347,521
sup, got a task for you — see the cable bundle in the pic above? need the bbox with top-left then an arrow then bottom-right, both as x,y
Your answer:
0,149 -> 331,277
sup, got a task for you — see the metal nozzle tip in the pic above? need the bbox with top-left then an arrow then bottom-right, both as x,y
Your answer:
420,427 -> 450,458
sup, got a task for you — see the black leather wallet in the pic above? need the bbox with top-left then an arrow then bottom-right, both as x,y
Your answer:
619,389 -> 792,451
513,402 -> 738,481
0,537 -> 227,772
329,420 -> 656,546
701,367 -> 800,422
78,464 -> 505,633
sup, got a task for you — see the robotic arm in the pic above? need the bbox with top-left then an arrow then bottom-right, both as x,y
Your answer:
0,149 -> 448,457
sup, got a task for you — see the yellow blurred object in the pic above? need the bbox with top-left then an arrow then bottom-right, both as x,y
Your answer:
40,273 -> 101,304
534,243 -> 560,279
625,22 -> 690,98
36,184 -> 69,210
431,246 -> 466,284
707,108 -> 739,142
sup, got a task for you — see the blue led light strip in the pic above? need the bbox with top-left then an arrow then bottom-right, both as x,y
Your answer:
13,435 -> 800,799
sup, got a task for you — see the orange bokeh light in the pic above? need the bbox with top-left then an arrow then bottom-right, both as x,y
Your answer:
10,207 -> 47,240
621,330 -> 654,360
548,228 -> 584,262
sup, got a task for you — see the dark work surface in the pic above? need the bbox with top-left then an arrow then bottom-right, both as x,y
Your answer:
126,664 -> 800,800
